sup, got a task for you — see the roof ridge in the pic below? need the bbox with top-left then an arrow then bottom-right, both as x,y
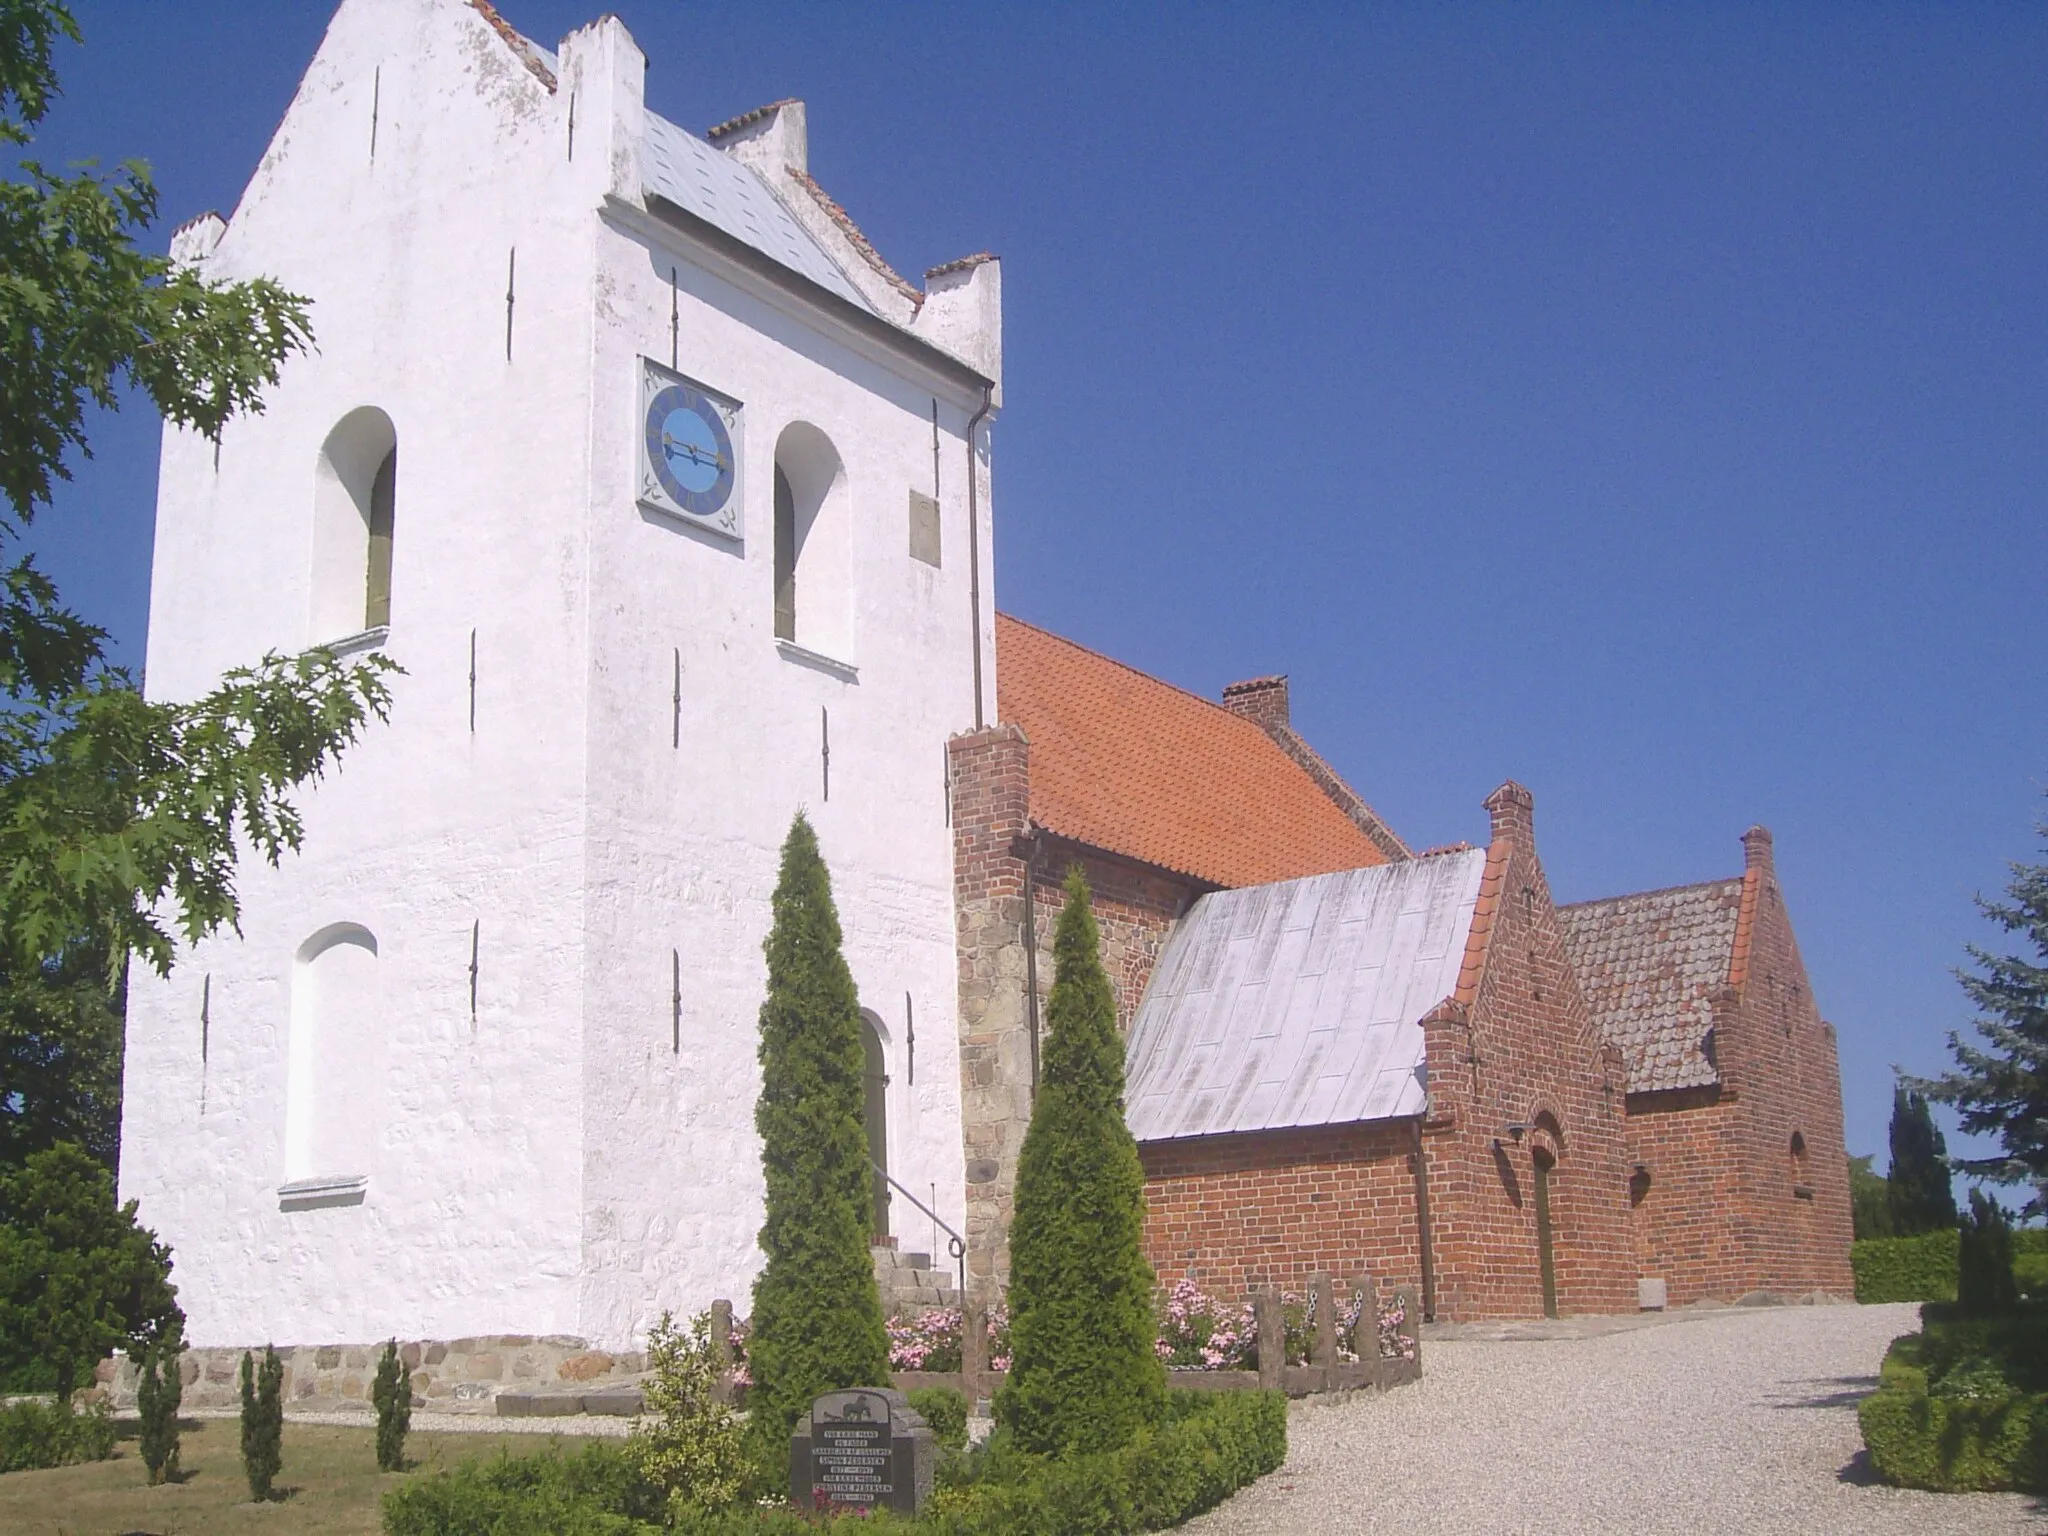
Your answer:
995,611 -> 1268,732
467,0 -> 556,91
1558,875 -> 1744,912
786,167 -> 922,305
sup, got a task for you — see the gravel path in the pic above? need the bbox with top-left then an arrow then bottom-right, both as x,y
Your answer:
1181,1302 -> 2045,1536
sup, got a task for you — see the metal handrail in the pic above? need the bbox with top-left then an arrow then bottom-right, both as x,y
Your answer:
872,1161 -> 967,1302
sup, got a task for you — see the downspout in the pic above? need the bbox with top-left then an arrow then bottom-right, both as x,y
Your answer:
965,385 -> 994,730
1410,1117 -> 1438,1323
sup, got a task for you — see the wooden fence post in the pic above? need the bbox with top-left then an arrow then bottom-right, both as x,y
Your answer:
1254,1288 -> 1285,1392
709,1297 -> 734,1403
962,1296 -> 989,1404
1309,1271 -> 1336,1383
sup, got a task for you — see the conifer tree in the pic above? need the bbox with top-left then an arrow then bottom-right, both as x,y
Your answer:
1886,1087 -> 1957,1236
1919,801 -> 2048,1217
1957,1188 -> 2019,1315
135,1322 -> 182,1485
371,1338 -> 410,1473
239,1345 -> 283,1502
998,869 -> 1166,1457
742,813 -> 889,1469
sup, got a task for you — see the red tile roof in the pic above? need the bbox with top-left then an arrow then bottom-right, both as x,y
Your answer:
994,614 -> 1392,888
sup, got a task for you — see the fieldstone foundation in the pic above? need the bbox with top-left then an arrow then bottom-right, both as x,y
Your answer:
93,1335 -> 646,1413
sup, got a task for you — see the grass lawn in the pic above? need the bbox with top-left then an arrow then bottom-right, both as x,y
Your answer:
0,1416 -> 584,1535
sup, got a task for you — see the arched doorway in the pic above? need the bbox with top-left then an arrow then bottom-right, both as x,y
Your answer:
859,1013 -> 889,1239
1532,1146 -> 1559,1319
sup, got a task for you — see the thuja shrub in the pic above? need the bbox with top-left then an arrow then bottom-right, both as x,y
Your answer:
1959,1190 -> 2020,1315
372,1338 -> 411,1473
905,1387 -> 969,1453
240,1345 -> 284,1501
136,1327 -> 184,1485
0,1396 -> 116,1473
998,870 -> 1166,1457
743,814 -> 890,1471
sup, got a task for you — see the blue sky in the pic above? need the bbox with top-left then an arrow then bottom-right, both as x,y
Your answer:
29,2 -> 2048,1172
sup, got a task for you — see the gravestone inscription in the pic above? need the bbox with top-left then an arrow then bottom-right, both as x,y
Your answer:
789,1387 -> 935,1514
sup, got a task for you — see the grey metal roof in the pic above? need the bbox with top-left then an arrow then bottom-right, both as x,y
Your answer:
1124,850 -> 1487,1143
1557,880 -> 1742,1094
640,111 -> 876,314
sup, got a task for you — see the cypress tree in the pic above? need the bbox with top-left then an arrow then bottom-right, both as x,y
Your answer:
1957,1188 -> 2018,1315
239,1345 -> 283,1502
135,1324 -> 182,1485
1887,1087 -> 1958,1235
742,813 -> 889,1469
371,1338 -> 410,1472
998,869 -> 1166,1457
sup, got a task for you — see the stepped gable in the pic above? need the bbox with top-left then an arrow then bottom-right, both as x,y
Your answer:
1557,878 -> 1744,1093
993,613 -> 1390,889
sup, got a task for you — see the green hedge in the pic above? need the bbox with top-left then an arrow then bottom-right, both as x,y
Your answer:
1852,1232 -> 1958,1303
1852,1229 -> 2048,1304
0,1398 -> 117,1474
1859,1332 -> 2048,1493
383,1390 -> 1286,1536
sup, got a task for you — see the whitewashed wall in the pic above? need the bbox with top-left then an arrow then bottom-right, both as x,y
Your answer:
121,0 -> 995,1352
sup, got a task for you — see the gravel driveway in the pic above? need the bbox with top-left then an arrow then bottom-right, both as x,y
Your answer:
1181,1301 -> 2045,1536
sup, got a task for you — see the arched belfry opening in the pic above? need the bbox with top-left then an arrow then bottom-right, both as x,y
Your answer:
859,1011 -> 889,1239
771,422 -> 850,657
311,407 -> 397,642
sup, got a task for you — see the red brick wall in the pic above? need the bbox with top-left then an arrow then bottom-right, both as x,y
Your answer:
1618,831 -> 1855,1303
1420,785 -> 1637,1321
1018,836 -> 1196,1035
1623,1087 -> 1750,1305
1139,1122 -> 1424,1304
1717,830 -> 1855,1296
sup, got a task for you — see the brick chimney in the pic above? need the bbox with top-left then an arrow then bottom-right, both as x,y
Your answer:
1741,824 -> 1774,875
1483,781 -> 1535,849
1221,675 -> 1290,731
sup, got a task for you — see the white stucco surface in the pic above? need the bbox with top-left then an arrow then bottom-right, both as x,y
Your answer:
120,0 -> 1000,1352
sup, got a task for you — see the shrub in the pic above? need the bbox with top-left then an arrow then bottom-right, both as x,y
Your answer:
0,1395 -> 115,1473
1156,1280 -> 1254,1371
2015,1230 -> 2048,1298
240,1344 -> 283,1501
0,1141 -> 182,1400
907,1386 -> 969,1453
1859,1334 -> 2048,1493
1852,1231 -> 1959,1302
887,1304 -> 1011,1376
629,1310 -> 746,1518
999,870 -> 1167,1457
372,1337 -> 410,1473
925,1389 -> 1286,1534
744,814 -> 891,1471
135,1326 -> 183,1485
1960,1189 -> 2020,1314
382,1440 -> 661,1535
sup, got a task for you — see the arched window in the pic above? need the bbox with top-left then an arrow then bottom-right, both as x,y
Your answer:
771,422 -> 851,657
311,408 -> 398,642
1790,1130 -> 1813,1198
284,923 -> 383,1189
860,1011 -> 889,1239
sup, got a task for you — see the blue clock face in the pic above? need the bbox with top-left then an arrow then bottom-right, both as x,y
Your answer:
645,384 -> 736,516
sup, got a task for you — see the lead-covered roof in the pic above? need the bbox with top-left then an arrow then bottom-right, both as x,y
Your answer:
1124,851 -> 1486,1143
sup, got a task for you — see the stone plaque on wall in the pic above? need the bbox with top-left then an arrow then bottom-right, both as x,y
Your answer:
909,489 -> 942,567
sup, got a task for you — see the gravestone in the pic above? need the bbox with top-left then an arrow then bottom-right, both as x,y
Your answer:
789,1386 -> 935,1515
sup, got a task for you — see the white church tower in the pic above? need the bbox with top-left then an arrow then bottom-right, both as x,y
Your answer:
121,0 -> 999,1354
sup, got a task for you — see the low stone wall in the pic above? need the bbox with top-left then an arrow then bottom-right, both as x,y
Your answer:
94,1335 -> 647,1413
